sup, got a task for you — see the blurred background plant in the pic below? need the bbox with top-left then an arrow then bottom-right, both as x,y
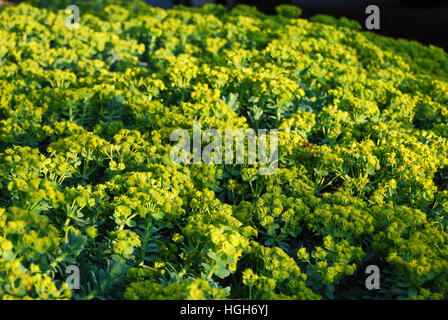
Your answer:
5,0 -> 444,50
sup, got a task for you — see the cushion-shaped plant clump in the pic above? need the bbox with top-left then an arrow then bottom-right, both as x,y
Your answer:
0,0 -> 447,300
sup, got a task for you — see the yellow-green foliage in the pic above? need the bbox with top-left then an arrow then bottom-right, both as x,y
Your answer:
0,0 -> 447,300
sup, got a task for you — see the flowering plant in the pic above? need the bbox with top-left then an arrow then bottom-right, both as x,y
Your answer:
0,0 -> 447,300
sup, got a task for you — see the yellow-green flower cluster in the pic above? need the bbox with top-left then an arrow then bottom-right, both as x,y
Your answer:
0,0 -> 447,300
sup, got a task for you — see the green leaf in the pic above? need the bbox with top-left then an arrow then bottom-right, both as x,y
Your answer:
408,287 -> 417,297
207,251 -> 218,260
215,267 -> 230,279
152,210 -> 164,220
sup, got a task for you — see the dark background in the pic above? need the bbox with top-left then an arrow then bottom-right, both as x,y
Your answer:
160,0 -> 448,51
289,0 -> 448,51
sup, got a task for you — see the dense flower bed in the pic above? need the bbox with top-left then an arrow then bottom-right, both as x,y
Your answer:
0,0 -> 448,300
